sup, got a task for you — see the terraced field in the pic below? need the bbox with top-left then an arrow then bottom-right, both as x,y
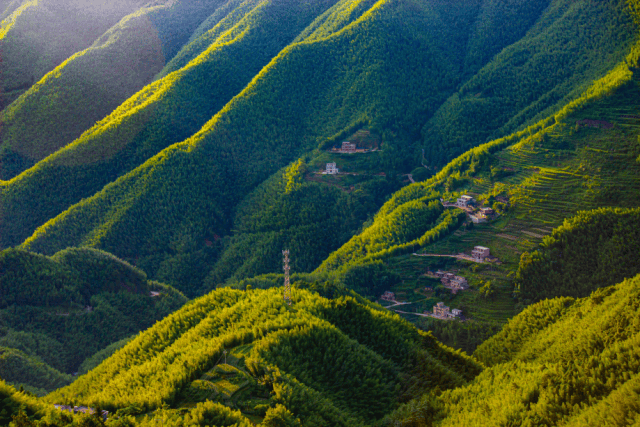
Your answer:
383,80 -> 640,343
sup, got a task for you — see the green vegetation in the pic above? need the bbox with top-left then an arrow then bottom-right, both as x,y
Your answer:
0,247 -> 186,392
0,0 -> 148,111
200,161 -> 400,293
77,336 -> 134,376
42,286 -> 481,425
9,0 -> 474,293
3,0 -> 636,301
422,0 -> 639,165
0,0 -> 229,179
2,1 -> 640,424
381,273 -> 640,426
363,41 -> 640,337
516,207 -> 640,303
317,194 -> 466,272
0,379 -> 53,426
0,347 -> 72,396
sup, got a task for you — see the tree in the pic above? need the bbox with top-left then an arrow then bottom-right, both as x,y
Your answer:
262,404 -> 301,427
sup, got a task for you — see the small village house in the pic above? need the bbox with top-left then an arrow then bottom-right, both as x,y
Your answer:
457,195 -> 474,208
324,162 -> 339,174
472,246 -> 491,260
450,276 -> 468,290
381,291 -> 395,301
341,141 -> 356,153
470,213 -> 487,224
433,302 -> 450,318
442,272 -> 456,285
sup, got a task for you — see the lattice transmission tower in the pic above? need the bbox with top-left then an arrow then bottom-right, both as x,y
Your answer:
282,249 -> 291,305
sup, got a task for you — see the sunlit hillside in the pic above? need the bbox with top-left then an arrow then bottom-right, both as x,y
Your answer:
1,1 -> 640,425
2,0 -> 638,300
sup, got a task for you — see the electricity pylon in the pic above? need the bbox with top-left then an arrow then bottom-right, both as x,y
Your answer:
283,249 -> 291,305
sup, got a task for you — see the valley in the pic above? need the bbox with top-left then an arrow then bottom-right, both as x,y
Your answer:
2,0 -> 640,425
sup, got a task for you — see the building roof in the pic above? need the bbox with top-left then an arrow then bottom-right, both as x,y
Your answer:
460,195 -> 474,200
474,246 -> 489,250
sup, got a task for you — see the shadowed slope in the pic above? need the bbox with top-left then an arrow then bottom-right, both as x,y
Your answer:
16,0 -> 472,295
0,0 -> 344,252
3,0 -> 639,299
0,0 -> 228,180
422,0 -> 639,165
0,247 -> 186,391
0,0 -> 148,110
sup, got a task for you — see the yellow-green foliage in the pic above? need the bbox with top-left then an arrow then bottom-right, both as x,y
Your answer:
201,165 -> 397,293
0,0 -> 232,179
3,0 -> 640,304
46,287 -> 481,424
515,207 -> 640,302
0,379 -> 52,426
10,0 -> 478,291
139,401 -> 253,427
317,191 -> 466,272
421,0 -> 639,166
383,274 -> 640,426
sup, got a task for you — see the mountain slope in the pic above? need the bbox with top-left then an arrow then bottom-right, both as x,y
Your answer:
0,247 -> 187,392
0,0 -> 228,180
0,0 -> 346,253
0,0 -> 148,110
7,0 -> 637,298
11,0 -> 477,295
422,0 -> 639,164
516,207 -> 640,303
314,41 -> 640,351
45,286 -> 482,425
381,273 -> 640,426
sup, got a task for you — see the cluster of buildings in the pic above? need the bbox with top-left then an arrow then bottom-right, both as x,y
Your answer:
54,405 -> 108,421
431,302 -> 462,319
433,270 -> 469,294
454,195 -> 497,223
330,141 -> 369,154
381,291 -> 396,301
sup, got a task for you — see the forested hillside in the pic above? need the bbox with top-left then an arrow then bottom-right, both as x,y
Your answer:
2,0 -> 637,299
422,0 -> 639,164
8,273 -> 640,426
0,0 -> 230,179
381,274 -> 640,426
516,207 -> 640,303
0,247 -> 186,394
42,286 -> 481,425
0,0 -> 148,110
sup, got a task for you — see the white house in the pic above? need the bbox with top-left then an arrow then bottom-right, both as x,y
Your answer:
324,162 -> 339,174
